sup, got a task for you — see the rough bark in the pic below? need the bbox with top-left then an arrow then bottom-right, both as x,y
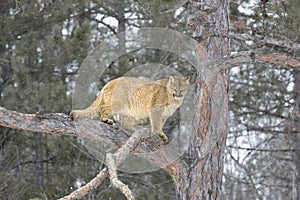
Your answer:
292,70 -> 300,199
169,0 -> 230,199
0,106 -> 171,199
0,1 -> 230,199
0,107 -> 164,152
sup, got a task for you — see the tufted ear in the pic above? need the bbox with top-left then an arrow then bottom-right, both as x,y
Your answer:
185,76 -> 190,83
169,76 -> 175,83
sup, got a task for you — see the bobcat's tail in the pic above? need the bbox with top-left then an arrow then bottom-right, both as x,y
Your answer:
69,106 -> 99,120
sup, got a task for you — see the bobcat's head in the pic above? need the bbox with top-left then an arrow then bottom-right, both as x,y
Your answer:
167,76 -> 189,100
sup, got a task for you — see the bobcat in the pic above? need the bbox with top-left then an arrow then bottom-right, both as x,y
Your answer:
70,76 -> 189,143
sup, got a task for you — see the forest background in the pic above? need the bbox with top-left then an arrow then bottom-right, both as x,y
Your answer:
0,0 -> 299,199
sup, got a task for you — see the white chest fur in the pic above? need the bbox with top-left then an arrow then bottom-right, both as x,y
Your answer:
163,100 -> 182,118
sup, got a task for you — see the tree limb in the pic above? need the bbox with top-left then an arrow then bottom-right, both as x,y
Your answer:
105,129 -> 144,200
257,53 -> 300,68
0,107 -> 77,137
0,106 -> 131,145
228,32 -> 300,53
0,106 -> 176,199
58,168 -> 109,200
106,153 -> 135,200
220,51 -> 300,69
59,130 -> 145,200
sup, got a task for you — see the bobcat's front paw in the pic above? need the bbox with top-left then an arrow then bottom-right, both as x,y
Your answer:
158,131 -> 168,143
101,117 -> 114,125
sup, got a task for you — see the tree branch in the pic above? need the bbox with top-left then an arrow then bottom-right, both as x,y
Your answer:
227,145 -> 300,152
59,130 -> 145,200
0,106 -> 131,145
0,107 -> 77,136
106,153 -> 135,200
257,53 -> 300,68
220,51 -> 300,69
105,129 -> 144,200
0,106 -> 181,199
58,168 -> 109,200
227,32 -> 300,53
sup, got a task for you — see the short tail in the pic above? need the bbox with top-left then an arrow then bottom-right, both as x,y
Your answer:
70,88 -> 104,120
69,106 -> 99,120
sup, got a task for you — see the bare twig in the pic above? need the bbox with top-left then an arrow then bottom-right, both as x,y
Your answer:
106,153 -> 135,200
105,129 -> 144,200
58,129 -> 144,200
58,168 -> 109,200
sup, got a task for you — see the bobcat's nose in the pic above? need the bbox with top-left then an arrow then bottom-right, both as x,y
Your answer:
173,93 -> 183,99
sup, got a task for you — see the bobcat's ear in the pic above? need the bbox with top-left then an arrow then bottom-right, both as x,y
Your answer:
185,76 -> 190,83
169,76 -> 175,83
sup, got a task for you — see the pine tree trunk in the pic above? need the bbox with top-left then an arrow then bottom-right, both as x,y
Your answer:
292,70 -> 300,200
166,0 -> 230,199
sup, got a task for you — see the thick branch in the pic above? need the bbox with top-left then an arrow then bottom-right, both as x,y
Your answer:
0,107 -> 179,164
0,106 -> 130,145
228,32 -> 300,53
0,107 -> 185,198
221,51 -> 300,68
257,53 -> 300,68
0,107 -> 77,137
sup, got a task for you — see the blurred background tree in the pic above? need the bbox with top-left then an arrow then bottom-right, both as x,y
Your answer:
224,0 -> 300,199
0,0 -> 299,199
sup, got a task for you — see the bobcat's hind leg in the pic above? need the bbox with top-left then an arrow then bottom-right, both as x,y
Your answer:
99,104 -> 114,125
